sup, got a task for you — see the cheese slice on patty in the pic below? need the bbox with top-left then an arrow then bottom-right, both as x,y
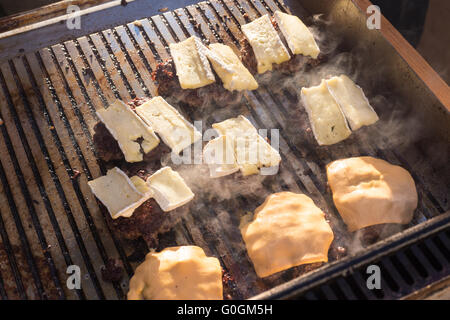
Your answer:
135,96 -> 202,154
241,14 -> 291,74
326,75 -> 379,131
203,135 -> 240,178
169,36 -> 215,89
212,114 -> 257,138
240,192 -> 334,278
96,100 -> 160,163
273,11 -> 320,59
147,167 -> 194,212
301,80 -> 351,145
128,246 -> 223,300
88,167 -> 152,219
212,115 -> 281,176
326,156 -> 417,231
207,43 -> 258,91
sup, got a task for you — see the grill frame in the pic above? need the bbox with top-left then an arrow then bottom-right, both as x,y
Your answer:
0,0 -> 448,300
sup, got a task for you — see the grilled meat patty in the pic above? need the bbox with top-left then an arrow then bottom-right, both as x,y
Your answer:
152,59 -> 243,108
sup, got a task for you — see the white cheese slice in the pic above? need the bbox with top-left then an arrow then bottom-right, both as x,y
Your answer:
194,39 -> 234,75
147,167 -> 194,212
212,115 -> 257,139
241,14 -> 291,74
203,135 -> 239,178
135,96 -> 202,154
169,36 -> 215,89
88,167 -> 152,219
301,80 -> 352,145
207,43 -> 258,92
326,75 -> 379,131
212,115 -> 281,176
273,11 -> 320,59
96,100 -> 160,163
235,135 -> 281,176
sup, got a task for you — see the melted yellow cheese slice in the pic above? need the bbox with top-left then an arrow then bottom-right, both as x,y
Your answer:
96,100 -> 160,162
128,246 -> 223,300
169,36 -> 215,89
241,14 -> 291,74
327,156 -> 417,231
88,168 -> 152,219
135,96 -> 202,154
326,75 -> 379,131
207,43 -> 258,92
240,192 -> 334,277
301,80 -> 351,145
273,11 -> 320,59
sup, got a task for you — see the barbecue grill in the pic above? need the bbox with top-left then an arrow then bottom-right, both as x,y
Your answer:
0,0 -> 448,300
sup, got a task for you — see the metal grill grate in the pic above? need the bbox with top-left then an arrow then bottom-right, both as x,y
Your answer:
0,0 -> 448,299
278,227 -> 450,300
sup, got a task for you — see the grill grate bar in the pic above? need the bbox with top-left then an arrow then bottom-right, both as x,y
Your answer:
151,15 -> 179,44
67,35 -> 157,278
115,26 -> 157,95
0,268 -> 7,299
126,21 -> 163,66
13,55 -> 92,300
0,69 -> 61,299
3,60 -> 79,299
0,206 -> 27,299
61,40 -> 144,278
201,1 -> 241,47
29,47 -> 130,296
36,53 -> 118,300
36,47 -> 124,299
88,34 -> 131,100
334,278 -> 357,300
342,275 -> 369,300
77,37 -> 122,101
97,32 -> 144,98
432,235 -> 450,262
103,29 -> 149,97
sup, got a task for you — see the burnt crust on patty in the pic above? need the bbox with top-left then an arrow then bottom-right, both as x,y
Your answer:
152,59 -> 243,108
110,199 -> 176,247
